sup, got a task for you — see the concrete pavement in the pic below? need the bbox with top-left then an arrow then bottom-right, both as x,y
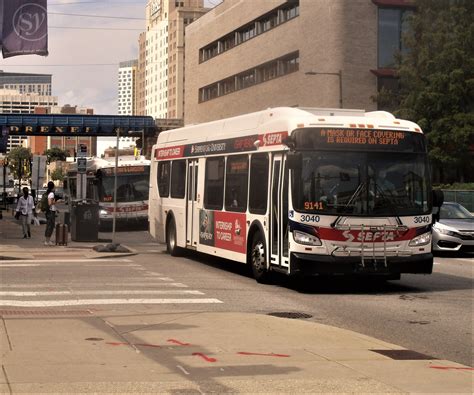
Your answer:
0,212 -> 136,260
1,213 -> 473,393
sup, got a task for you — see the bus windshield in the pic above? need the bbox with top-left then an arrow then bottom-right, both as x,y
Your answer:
99,173 -> 149,203
292,151 -> 431,216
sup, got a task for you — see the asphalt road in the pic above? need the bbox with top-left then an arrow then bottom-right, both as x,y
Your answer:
2,229 -> 473,367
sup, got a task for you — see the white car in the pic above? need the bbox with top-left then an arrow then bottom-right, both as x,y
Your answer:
432,202 -> 474,252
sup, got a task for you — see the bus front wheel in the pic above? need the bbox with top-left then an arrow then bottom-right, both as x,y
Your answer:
250,233 -> 270,283
166,218 -> 180,256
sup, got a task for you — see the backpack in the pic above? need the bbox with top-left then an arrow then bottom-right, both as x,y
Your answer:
39,193 -> 49,212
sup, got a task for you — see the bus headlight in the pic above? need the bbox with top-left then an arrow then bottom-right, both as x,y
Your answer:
293,230 -> 322,246
409,232 -> 431,247
99,209 -> 108,216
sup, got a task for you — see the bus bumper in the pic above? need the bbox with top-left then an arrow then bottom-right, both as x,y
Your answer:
290,252 -> 433,276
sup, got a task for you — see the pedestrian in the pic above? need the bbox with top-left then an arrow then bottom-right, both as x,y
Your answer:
15,187 -> 37,239
44,181 -> 59,246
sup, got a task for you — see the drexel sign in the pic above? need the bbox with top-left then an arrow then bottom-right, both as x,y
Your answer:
0,114 -> 157,137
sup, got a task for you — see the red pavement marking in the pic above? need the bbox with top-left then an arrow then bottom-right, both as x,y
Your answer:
106,342 -> 127,346
430,366 -> 474,371
106,342 -> 161,348
167,339 -> 191,346
192,352 -> 217,362
237,351 -> 290,358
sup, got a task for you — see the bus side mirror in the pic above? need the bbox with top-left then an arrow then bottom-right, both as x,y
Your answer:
287,152 -> 302,170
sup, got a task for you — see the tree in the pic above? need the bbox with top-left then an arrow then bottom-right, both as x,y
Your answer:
394,0 -> 474,183
50,168 -> 65,182
44,147 -> 69,163
6,147 -> 32,181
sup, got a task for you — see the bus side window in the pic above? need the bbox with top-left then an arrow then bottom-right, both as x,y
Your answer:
225,155 -> 249,212
171,160 -> 186,199
249,153 -> 269,214
158,161 -> 170,197
204,157 -> 225,210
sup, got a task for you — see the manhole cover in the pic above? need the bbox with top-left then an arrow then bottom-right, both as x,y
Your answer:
267,312 -> 312,319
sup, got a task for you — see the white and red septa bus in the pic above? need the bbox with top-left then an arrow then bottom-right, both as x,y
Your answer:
66,157 -> 150,226
149,107 -> 441,282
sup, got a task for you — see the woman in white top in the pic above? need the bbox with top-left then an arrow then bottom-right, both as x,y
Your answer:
15,187 -> 36,238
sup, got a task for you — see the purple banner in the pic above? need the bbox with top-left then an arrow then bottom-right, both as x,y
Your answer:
1,0 -> 48,58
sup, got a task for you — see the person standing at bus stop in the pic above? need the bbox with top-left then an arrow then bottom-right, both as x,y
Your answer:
15,187 -> 36,239
44,181 -> 58,246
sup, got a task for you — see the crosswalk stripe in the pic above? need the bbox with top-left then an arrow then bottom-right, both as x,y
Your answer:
0,259 -> 132,264
0,298 -> 223,307
0,290 -> 204,296
0,282 -> 189,288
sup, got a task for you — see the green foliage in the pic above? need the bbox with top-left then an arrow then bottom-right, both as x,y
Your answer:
44,147 -> 69,163
50,168 -> 65,182
386,0 -> 474,182
6,147 -> 32,180
434,182 -> 474,190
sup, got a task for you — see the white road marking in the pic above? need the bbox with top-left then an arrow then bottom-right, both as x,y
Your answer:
0,298 -> 223,307
0,264 -> 40,267
0,282 -> 189,288
176,365 -> 190,375
0,290 -> 204,296
0,259 -> 132,264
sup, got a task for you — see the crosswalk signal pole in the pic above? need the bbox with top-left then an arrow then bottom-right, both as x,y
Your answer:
112,128 -> 120,244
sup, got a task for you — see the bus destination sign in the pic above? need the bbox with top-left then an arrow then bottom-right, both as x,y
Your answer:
295,128 -> 426,153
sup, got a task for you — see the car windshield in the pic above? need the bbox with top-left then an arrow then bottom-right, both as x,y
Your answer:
292,151 -> 431,216
439,203 -> 473,219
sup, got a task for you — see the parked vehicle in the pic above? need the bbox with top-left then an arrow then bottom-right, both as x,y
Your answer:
432,202 -> 474,252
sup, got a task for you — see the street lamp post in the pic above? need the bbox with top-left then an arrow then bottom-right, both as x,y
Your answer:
305,70 -> 343,109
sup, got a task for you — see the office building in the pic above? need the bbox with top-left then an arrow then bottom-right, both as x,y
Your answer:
0,70 -> 52,96
184,0 -> 413,124
144,0 -> 207,119
118,60 -> 138,115
0,89 -> 58,153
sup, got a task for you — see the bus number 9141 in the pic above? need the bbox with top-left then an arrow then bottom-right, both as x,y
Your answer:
304,201 -> 324,210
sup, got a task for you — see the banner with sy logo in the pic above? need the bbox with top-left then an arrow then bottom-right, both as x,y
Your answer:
1,0 -> 48,58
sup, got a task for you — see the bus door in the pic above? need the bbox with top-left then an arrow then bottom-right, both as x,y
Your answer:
186,160 -> 199,247
270,154 -> 290,268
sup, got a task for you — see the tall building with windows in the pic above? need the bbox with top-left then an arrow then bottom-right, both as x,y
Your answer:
118,60 -> 138,115
0,89 -> 58,153
144,0 -> 207,120
184,0 -> 414,124
136,33 -> 147,116
0,70 -> 52,96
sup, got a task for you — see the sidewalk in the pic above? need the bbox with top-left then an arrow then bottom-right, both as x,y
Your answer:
0,310 -> 472,393
0,212 -> 136,260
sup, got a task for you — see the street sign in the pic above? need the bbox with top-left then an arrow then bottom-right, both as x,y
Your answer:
31,155 -> 47,190
78,144 -> 88,158
77,158 -> 87,173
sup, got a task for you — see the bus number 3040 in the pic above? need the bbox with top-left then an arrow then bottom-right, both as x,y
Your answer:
300,215 -> 321,223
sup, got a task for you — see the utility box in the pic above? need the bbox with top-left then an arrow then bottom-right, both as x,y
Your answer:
70,199 -> 99,242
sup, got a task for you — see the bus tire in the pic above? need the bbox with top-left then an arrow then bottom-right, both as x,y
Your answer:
250,232 -> 270,283
166,217 -> 180,256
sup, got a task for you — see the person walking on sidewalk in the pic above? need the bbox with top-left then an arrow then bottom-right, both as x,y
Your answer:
44,181 -> 58,246
15,187 -> 36,239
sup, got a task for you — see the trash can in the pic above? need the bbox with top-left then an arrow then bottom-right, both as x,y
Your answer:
70,199 -> 99,242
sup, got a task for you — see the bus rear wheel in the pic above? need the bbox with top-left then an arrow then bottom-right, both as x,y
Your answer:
250,233 -> 270,283
166,218 -> 181,256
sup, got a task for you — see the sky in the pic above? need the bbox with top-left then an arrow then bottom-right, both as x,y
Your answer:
0,0 -> 221,153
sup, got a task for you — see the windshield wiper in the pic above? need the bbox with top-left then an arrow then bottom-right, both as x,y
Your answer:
372,180 -> 402,223
340,181 -> 366,214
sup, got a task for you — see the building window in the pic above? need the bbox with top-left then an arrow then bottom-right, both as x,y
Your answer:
198,51 -> 299,103
378,8 -> 412,68
199,0 -> 300,63
237,70 -> 256,89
